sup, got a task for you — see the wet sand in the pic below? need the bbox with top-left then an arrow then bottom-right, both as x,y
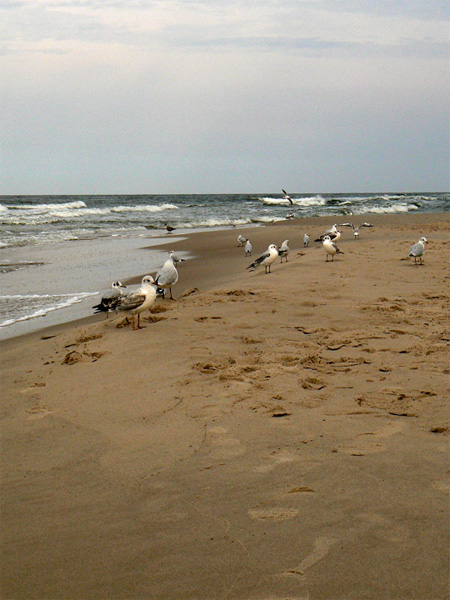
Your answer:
1,212 -> 449,599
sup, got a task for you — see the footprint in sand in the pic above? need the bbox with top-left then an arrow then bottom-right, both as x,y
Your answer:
277,536 -> 338,578
248,507 -> 299,521
253,449 -> 297,473
207,426 -> 245,459
335,421 -> 405,456
26,405 -> 55,420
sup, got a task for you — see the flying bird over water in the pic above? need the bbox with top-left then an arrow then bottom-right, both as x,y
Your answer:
92,281 -> 127,318
339,222 -> 374,239
247,244 -> 279,274
155,256 -> 179,299
278,239 -> 290,262
409,237 -> 427,265
282,189 -> 294,205
116,276 -> 157,330
322,235 -> 344,262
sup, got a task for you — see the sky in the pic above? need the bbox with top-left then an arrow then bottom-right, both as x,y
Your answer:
1,0 -> 449,194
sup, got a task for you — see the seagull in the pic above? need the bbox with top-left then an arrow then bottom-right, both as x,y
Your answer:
92,281 -> 127,318
314,225 -> 341,243
278,239 -> 290,262
282,189 -> 294,205
169,250 -> 185,266
165,223 -> 175,233
247,244 -> 279,274
409,237 -> 427,265
155,256 -> 179,299
322,235 -> 344,262
303,233 -> 310,247
116,276 -> 157,330
339,222 -> 374,239
237,234 -> 247,247
244,239 -> 252,256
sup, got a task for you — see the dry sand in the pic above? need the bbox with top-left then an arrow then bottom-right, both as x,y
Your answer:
1,212 -> 449,600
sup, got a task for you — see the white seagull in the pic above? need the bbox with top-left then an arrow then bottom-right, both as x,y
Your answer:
92,281 -> 127,318
282,189 -> 294,205
117,276 -> 157,330
278,239 -> 290,262
237,234 -> 247,247
303,233 -> 310,247
155,256 -> 179,299
247,244 -> 279,274
244,239 -> 253,256
340,222 -> 374,239
409,237 -> 427,265
169,250 -> 185,266
322,235 -> 344,262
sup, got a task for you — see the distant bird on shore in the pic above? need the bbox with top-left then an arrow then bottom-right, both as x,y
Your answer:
237,234 -> 247,247
92,281 -> 127,318
278,239 -> 290,262
117,276 -> 157,330
339,222 -> 374,239
315,225 -> 341,243
247,244 -> 279,274
244,239 -> 252,256
165,223 -> 175,233
303,233 -> 310,247
282,189 -> 294,205
169,250 -> 185,266
409,237 -> 427,265
155,256 -> 179,299
322,235 -> 344,262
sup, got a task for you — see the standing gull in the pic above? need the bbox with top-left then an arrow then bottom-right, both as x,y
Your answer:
169,250 -> 185,266
155,256 -> 179,299
237,234 -> 247,247
339,222 -> 374,239
278,239 -> 290,262
303,233 -> 310,247
322,235 -> 344,262
92,281 -> 127,318
247,244 -> 279,274
244,240 -> 252,257
117,276 -> 157,330
165,223 -> 176,233
409,237 -> 427,265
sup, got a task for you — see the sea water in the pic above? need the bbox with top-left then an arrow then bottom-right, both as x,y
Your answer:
0,192 -> 448,339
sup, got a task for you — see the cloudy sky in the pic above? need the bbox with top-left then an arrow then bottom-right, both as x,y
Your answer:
1,0 -> 449,194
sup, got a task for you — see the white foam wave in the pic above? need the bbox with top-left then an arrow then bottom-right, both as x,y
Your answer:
111,203 -> 178,213
14,201 -> 87,210
0,204 -> 9,213
355,203 -> 418,215
259,195 -> 326,207
0,292 -> 97,328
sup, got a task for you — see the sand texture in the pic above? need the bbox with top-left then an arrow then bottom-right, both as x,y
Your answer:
1,212 -> 449,599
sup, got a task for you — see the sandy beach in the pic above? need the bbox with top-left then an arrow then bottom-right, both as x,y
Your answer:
1,212 -> 449,599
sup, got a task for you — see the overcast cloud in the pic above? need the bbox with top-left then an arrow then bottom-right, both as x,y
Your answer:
1,0 -> 449,194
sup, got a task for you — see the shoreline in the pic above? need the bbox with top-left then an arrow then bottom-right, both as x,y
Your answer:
1,211 -> 449,599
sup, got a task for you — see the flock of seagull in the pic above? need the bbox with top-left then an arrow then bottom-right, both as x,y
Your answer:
93,216 -> 428,330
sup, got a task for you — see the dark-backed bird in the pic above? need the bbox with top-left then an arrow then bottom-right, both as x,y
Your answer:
165,223 -> 175,233
314,225 -> 341,243
247,244 -> 279,274
92,281 -> 127,317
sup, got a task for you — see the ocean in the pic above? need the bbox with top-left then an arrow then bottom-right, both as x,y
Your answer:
1,192 -> 448,339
